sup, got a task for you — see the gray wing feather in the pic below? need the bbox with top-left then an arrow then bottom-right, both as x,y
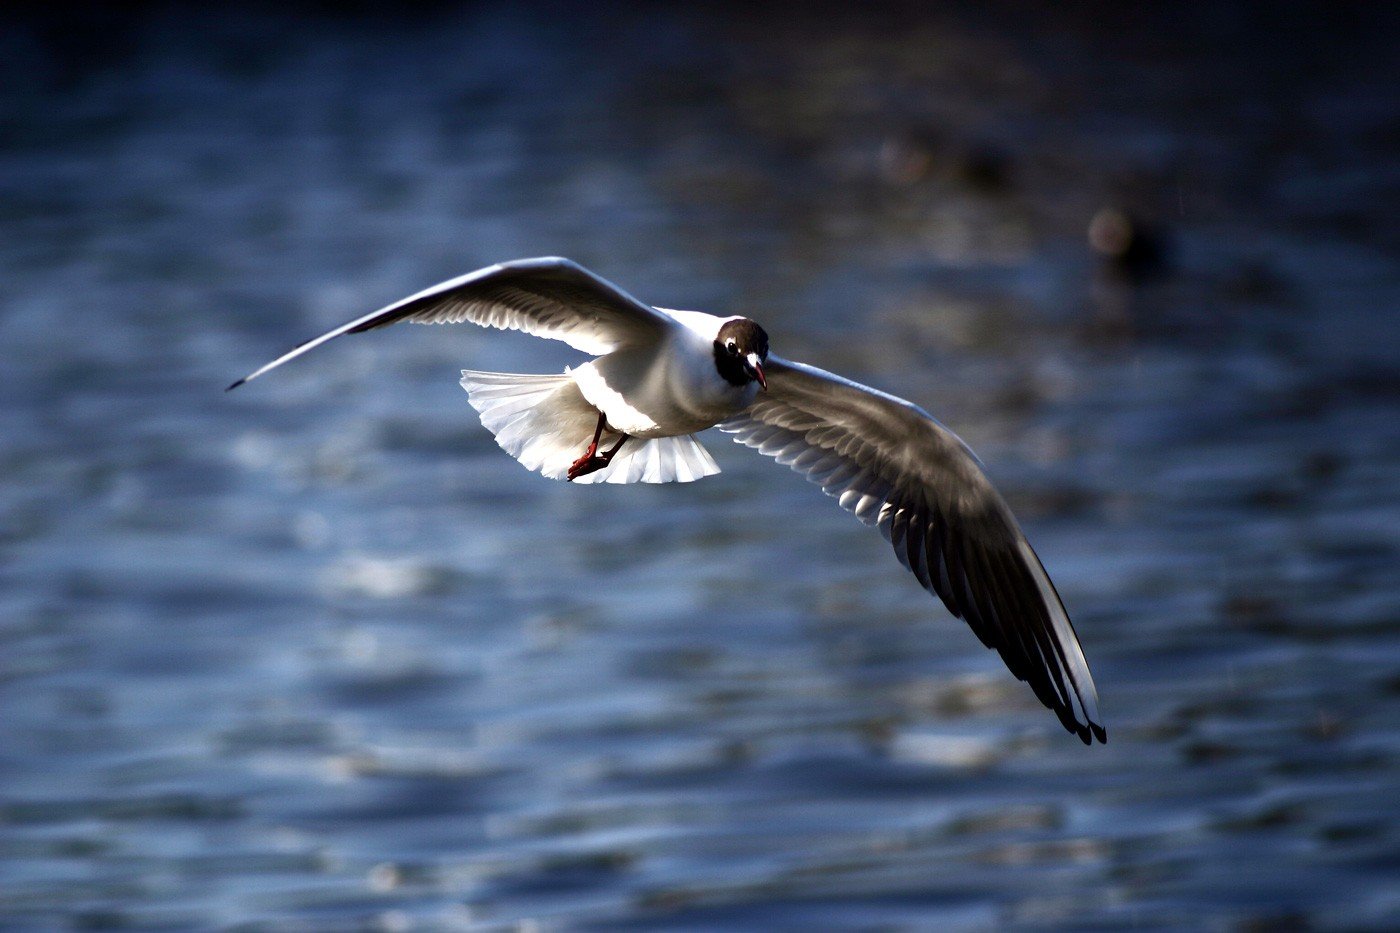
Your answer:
229,257 -> 671,389
721,356 -> 1105,744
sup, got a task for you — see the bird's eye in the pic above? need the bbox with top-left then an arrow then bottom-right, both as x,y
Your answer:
727,341 -> 738,354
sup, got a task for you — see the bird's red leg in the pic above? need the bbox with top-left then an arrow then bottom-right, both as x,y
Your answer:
574,433 -> 629,478
567,412 -> 611,481
599,433 -> 628,462
567,425 -> 631,481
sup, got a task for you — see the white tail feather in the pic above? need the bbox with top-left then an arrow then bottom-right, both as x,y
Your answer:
460,370 -> 720,484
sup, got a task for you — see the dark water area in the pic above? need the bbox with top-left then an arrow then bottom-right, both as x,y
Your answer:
2,3 -> 1398,929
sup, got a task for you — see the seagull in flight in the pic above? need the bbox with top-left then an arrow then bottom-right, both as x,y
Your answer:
230,257 -> 1105,743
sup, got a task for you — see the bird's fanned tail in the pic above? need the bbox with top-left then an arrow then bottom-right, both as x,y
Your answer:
460,370 -> 719,484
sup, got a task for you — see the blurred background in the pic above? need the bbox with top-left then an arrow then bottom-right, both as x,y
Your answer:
2,2 -> 1398,929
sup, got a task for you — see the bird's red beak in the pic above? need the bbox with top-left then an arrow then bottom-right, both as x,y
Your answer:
746,353 -> 767,390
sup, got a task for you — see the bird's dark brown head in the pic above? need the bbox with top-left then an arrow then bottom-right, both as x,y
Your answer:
714,318 -> 770,389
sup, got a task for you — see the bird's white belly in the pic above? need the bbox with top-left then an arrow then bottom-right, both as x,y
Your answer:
571,344 -> 756,439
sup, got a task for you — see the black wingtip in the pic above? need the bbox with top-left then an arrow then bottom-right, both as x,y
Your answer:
226,377 -> 246,392
1070,718 -> 1108,746
1075,722 -> 1108,745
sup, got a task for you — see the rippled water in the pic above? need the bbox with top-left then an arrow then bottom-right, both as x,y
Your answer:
3,5 -> 1398,930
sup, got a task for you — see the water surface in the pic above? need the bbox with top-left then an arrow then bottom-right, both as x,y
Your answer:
2,5 -> 1398,929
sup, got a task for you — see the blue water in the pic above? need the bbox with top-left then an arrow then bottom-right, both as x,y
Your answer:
2,5 -> 1398,929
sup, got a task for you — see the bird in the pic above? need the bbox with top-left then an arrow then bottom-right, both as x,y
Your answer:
229,257 -> 1105,744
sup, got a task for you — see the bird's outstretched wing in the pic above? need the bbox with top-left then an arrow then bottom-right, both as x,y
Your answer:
229,257 -> 673,389
720,356 -> 1104,744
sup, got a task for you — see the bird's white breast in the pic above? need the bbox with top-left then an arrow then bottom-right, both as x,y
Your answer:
571,310 -> 757,438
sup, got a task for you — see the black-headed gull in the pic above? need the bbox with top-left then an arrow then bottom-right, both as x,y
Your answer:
230,257 -> 1105,744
